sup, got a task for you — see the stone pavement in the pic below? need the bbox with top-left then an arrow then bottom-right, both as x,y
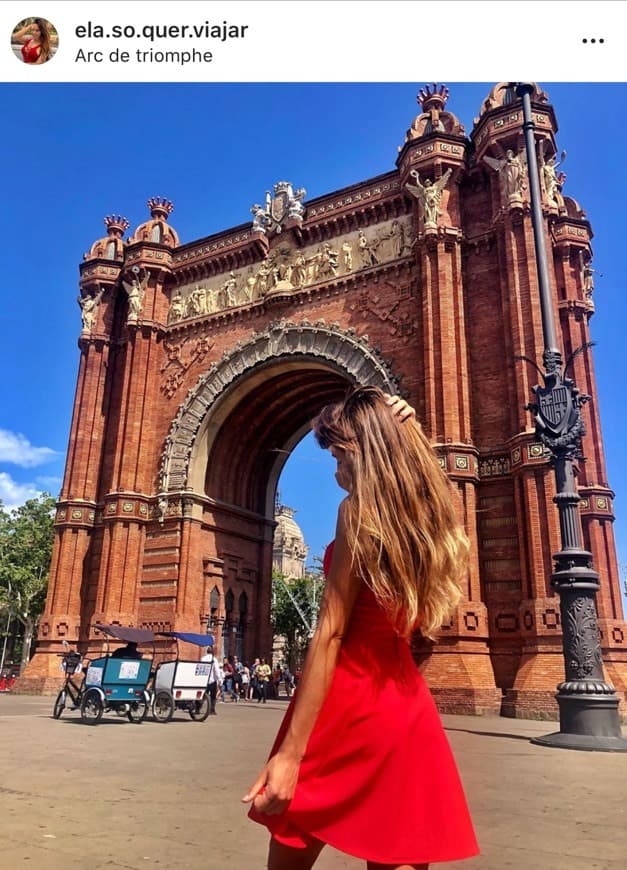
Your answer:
1,694 -> 626,870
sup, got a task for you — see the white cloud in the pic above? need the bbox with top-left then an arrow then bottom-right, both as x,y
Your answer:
0,429 -> 58,468
0,472 -> 43,513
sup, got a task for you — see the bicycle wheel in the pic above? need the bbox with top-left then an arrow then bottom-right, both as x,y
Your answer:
127,692 -> 149,723
53,689 -> 66,719
153,690 -> 174,723
80,688 -> 104,725
189,693 -> 210,722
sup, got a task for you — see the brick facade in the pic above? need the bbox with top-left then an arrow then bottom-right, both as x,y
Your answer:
20,83 -> 627,718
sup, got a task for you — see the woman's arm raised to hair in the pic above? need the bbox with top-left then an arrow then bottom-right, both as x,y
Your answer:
13,25 -> 33,43
384,393 -> 416,422
242,499 -> 361,815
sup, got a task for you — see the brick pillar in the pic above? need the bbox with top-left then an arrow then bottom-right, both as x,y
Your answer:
412,226 -> 500,714
18,271 -> 118,692
553,218 -> 627,704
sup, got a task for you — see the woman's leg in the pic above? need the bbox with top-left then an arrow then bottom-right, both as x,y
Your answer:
366,864 -> 428,870
267,836 -> 325,870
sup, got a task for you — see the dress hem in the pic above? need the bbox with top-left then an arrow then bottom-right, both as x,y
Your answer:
261,816 -> 480,865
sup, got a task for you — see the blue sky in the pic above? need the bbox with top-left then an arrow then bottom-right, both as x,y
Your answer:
1,82 -> 626,600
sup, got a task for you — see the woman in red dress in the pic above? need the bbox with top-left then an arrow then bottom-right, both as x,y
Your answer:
244,387 -> 479,869
13,19 -> 51,65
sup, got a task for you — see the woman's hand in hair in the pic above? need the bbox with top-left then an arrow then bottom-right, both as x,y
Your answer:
384,394 -> 416,423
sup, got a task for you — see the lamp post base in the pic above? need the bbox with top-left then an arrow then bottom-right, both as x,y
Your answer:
531,732 -> 627,752
531,690 -> 627,751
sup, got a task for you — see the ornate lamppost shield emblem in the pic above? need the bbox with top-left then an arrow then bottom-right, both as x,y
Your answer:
533,375 -> 576,439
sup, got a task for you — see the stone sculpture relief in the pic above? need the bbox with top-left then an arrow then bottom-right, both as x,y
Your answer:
539,141 -> 566,211
250,180 -> 307,234
166,217 -> 412,325
405,169 -> 452,229
483,149 -> 527,205
78,286 -> 105,334
122,267 -> 149,323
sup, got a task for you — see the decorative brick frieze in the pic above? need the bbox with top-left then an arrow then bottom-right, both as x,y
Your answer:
55,500 -> 97,529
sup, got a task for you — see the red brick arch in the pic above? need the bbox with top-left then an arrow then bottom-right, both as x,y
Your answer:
159,319 -> 400,511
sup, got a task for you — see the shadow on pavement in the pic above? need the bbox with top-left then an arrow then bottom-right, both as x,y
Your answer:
445,727 -> 536,742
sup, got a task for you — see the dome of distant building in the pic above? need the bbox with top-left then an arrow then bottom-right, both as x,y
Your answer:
273,503 -> 308,579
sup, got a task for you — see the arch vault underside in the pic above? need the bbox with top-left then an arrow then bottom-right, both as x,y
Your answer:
159,320 -> 400,510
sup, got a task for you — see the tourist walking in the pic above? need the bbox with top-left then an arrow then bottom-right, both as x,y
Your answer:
200,645 -> 220,715
250,657 -> 261,700
244,387 -> 478,869
255,658 -> 271,703
222,657 -> 238,702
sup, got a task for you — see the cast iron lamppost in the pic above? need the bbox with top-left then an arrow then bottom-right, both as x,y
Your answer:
516,83 -> 626,750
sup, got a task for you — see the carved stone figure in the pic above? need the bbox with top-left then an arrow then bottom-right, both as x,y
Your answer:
251,203 -> 268,233
483,149 -> 525,203
188,286 -> 204,316
244,268 -> 258,302
169,290 -> 185,323
539,144 -> 566,210
581,259 -> 599,312
78,287 -> 104,334
220,271 -> 239,308
341,241 -> 353,271
358,230 -> 379,266
292,253 -> 307,287
257,260 -> 273,296
206,288 -> 218,313
249,181 -> 307,234
318,243 -> 339,279
406,169 -> 452,228
122,269 -> 149,322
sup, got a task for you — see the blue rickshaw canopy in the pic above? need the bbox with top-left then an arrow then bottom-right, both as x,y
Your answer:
158,631 -> 215,647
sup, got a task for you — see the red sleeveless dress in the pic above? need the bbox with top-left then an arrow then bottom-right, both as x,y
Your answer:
21,40 -> 42,63
249,542 -> 479,864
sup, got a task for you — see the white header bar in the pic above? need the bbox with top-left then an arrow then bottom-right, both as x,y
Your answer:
1,1 -> 625,82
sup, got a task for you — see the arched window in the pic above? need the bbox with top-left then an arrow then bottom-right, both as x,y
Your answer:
210,586 -> 220,621
151,223 -> 162,243
238,591 -> 248,617
106,240 -> 116,259
225,588 -> 235,615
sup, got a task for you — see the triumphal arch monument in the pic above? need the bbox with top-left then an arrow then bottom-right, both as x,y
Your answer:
25,83 -> 627,718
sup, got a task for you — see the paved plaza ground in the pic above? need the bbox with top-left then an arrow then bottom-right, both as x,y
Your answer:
1,694 -> 626,870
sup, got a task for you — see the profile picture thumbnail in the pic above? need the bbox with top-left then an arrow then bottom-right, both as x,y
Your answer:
11,17 -> 58,65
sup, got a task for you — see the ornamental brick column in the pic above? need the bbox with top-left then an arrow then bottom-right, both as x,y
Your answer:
552,217 -> 627,701
397,85 -> 500,714
89,200 -> 178,637
19,217 -> 128,691
471,96 -> 569,717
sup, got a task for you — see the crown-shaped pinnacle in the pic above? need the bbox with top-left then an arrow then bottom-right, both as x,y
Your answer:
417,83 -> 449,112
147,197 -> 174,220
104,215 -> 130,237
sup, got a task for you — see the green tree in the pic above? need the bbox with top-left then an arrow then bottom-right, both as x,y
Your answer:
271,564 -> 324,671
0,494 -> 56,672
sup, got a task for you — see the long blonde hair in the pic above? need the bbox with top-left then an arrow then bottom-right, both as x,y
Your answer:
313,386 -> 468,639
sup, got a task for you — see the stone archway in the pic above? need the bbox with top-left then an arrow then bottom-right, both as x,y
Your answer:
150,320 -> 400,667
159,319 -> 400,508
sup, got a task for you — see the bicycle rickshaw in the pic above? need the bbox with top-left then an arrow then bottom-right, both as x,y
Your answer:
80,624 -> 154,725
151,631 -> 215,723
52,641 -> 85,718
